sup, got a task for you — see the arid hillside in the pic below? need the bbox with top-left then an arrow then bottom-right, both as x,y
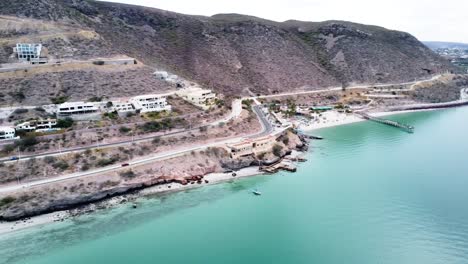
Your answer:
0,0 -> 459,101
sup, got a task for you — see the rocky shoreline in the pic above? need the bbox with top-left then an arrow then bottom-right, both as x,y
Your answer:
0,130 -> 309,224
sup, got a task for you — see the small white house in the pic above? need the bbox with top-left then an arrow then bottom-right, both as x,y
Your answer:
154,71 -> 169,80
0,127 -> 18,140
130,93 -> 172,113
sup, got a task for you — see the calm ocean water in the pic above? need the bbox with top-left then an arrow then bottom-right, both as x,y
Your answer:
1,107 -> 468,264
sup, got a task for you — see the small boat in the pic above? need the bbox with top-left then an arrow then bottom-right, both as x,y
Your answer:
252,189 -> 262,196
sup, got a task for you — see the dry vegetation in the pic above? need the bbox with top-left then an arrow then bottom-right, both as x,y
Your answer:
0,109 -> 260,184
0,65 -> 174,106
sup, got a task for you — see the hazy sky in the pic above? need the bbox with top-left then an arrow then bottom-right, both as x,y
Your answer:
100,0 -> 468,43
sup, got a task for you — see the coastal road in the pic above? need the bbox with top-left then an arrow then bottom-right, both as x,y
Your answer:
0,100 -> 273,194
255,75 -> 442,99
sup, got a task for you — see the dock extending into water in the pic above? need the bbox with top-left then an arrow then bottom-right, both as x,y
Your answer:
356,112 -> 414,133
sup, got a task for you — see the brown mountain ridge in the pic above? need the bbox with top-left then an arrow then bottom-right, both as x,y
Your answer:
0,0 -> 459,98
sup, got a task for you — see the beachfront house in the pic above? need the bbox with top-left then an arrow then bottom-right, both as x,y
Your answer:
227,136 -> 276,159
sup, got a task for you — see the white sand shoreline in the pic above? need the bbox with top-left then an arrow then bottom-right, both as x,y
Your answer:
299,109 -> 437,131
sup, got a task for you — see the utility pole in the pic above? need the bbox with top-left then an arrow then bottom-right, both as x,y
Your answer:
16,147 -> 21,184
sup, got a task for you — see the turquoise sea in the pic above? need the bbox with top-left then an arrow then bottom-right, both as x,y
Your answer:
1,107 -> 468,264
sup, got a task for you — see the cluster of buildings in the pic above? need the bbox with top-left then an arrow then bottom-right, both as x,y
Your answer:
50,93 -> 173,120
0,119 -> 58,141
51,88 -> 216,120
227,136 -> 276,159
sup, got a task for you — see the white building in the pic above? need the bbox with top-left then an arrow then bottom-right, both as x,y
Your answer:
57,102 -> 100,120
14,43 -> 48,64
130,93 -> 172,113
16,119 -> 57,131
0,127 -> 18,140
176,87 -> 216,109
111,100 -> 135,113
154,71 -> 169,80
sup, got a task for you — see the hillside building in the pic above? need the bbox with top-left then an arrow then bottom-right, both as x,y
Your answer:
0,127 -> 18,140
15,119 -> 57,132
111,100 -> 135,113
130,93 -> 172,113
227,136 -> 276,159
176,87 -> 216,109
14,43 -> 48,64
57,102 -> 100,120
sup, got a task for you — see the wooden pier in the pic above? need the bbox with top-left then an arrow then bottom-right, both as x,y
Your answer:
357,112 -> 414,133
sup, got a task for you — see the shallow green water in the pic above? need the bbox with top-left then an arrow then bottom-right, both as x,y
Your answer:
1,107 -> 468,264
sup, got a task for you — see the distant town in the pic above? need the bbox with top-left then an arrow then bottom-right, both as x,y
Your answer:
427,42 -> 468,73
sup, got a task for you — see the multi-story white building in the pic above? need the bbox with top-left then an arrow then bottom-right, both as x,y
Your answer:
57,102 -> 100,120
16,119 -> 57,132
0,127 -> 18,140
175,87 -> 216,109
14,43 -> 48,64
130,93 -> 172,113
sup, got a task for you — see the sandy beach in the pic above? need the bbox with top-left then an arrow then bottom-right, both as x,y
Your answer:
298,109 -> 435,131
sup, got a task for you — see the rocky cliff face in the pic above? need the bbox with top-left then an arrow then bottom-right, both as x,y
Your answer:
0,0 -> 458,98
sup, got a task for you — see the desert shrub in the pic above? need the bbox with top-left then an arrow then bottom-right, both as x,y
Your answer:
88,96 -> 103,102
81,163 -> 90,171
272,144 -> 283,157
2,144 -> 15,154
34,107 -> 46,112
44,156 -> 57,164
52,160 -> 69,171
13,108 -> 28,115
152,137 -> 161,145
140,118 -> 174,132
119,126 -> 131,134
0,196 -> 15,207
50,96 -> 69,104
57,118 -> 74,128
103,111 -> 118,120
119,170 -> 136,178
15,136 -> 39,151
95,155 -> 120,167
